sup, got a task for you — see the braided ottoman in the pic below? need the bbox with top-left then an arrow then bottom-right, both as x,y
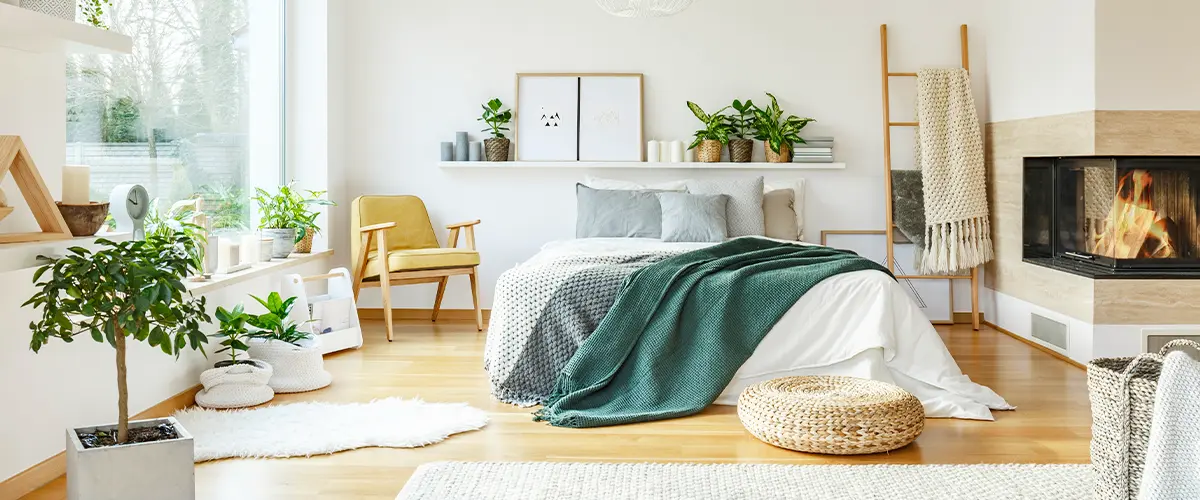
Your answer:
737,376 -> 925,455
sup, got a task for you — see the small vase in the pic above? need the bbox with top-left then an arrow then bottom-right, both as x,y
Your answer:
695,140 -> 722,163
455,132 -> 469,161
294,230 -> 315,253
729,139 -> 754,163
485,138 -> 510,162
261,228 -> 297,259
765,142 -> 792,163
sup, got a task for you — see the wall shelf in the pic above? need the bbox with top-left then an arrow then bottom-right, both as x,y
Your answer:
0,3 -> 133,55
438,161 -> 845,170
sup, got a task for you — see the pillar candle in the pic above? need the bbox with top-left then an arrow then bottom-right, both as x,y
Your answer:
646,141 -> 661,162
240,234 -> 260,264
669,141 -> 685,163
62,165 -> 90,204
259,239 -> 274,262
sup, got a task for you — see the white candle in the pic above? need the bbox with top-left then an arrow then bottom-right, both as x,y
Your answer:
669,141 -> 685,163
646,141 -> 661,163
684,148 -> 695,162
61,165 -> 90,204
259,239 -> 273,262
240,234 -> 259,264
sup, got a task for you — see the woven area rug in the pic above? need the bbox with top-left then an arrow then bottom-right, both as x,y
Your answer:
174,398 -> 487,462
396,461 -> 1092,500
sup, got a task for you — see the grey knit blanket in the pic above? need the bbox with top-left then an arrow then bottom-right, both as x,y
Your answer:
483,251 -> 682,406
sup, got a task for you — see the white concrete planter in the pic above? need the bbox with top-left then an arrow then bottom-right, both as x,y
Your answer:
67,417 -> 194,500
261,228 -> 297,258
248,337 -> 332,393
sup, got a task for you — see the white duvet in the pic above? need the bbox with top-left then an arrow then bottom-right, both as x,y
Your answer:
528,238 -> 1013,420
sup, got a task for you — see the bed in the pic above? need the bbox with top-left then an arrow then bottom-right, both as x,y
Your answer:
484,237 -> 1012,421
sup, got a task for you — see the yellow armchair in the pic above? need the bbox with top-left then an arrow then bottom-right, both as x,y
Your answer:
350,195 -> 482,340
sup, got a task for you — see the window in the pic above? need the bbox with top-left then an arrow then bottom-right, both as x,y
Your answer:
66,0 -> 284,231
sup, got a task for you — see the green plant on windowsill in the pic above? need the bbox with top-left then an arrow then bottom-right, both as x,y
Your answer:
247,292 -> 312,346
686,101 -> 731,163
198,184 -> 249,231
145,198 -> 207,269
252,183 -> 335,255
753,92 -> 815,163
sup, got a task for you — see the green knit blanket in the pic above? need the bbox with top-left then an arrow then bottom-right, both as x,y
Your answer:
534,237 -> 892,428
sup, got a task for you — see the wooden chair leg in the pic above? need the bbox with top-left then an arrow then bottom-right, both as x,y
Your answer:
375,237 -> 394,342
352,231 -> 373,301
469,267 -> 482,332
431,277 -> 448,322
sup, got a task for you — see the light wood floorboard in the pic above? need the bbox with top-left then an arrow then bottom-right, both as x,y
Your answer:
23,320 -> 1091,499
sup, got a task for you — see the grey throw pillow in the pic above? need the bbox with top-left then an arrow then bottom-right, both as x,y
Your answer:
657,192 -> 729,243
576,184 -> 662,238
685,177 -> 765,236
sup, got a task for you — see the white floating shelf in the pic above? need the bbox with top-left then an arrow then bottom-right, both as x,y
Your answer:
0,3 -> 133,55
439,161 -> 846,170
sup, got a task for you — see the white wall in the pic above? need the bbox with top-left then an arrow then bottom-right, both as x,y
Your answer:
1094,0 -> 1200,111
983,0 -> 1096,122
342,0 -> 989,310
0,47 -> 66,234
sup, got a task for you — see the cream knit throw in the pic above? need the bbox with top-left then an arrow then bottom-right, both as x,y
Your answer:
1138,351 -> 1200,500
914,68 -> 993,274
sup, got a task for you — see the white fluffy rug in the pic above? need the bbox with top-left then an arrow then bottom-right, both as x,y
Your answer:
397,462 -> 1094,500
173,398 -> 487,462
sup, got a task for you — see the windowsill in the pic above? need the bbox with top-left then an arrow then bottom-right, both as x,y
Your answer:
185,249 -> 333,295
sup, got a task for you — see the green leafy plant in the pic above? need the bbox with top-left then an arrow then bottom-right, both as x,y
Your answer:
728,99 -> 758,140
252,183 -> 336,243
145,198 -> 207,270
247,292 -> 311,345
478,98 -> 513,139
198,184 -> 249,231
753,92 -> 816,154
214,304 -> 256,365
686,101 -> 732,150
25,234 -> 211,444
79,0 -> 111,30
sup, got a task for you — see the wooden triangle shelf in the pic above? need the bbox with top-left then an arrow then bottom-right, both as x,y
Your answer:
0,136 -> 71,244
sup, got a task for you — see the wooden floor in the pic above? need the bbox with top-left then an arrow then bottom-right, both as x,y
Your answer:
24,320 -> 1091,499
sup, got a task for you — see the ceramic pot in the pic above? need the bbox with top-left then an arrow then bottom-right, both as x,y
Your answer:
56,202 -> 110,237
729,139 -> 754,163
765,142 -> 792,163
67,417 -> 194,500
485,138 -> 510,162
695,140 -> 722,163
261,228 -> 297,259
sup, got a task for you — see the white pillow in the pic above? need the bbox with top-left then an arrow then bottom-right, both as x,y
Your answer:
765,179 -> 807,241
582,175 -> 689,192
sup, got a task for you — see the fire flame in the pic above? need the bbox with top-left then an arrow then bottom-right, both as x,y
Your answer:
1092,169 -> 1177,259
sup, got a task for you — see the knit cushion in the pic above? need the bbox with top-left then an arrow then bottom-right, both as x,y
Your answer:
686,177 -> 765,237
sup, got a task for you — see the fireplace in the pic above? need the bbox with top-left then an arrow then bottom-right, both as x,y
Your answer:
1024,156 -> 1200,278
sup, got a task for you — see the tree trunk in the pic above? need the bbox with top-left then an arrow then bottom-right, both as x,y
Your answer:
115,326 -> 129,444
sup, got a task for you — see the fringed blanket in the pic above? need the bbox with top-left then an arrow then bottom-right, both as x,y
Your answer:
915,67 -> 994,273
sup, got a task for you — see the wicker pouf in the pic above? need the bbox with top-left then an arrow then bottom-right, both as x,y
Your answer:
737,376 -> 925,455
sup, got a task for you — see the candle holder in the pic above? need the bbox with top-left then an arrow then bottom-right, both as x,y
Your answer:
55,201 -> 110,237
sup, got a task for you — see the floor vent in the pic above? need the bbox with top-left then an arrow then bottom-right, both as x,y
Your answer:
1031,314 -> 1069,351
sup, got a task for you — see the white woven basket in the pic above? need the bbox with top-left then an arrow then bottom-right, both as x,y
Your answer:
195,360 -> 274,409
248,337 -> 332,393
1088,339 -> 1200,499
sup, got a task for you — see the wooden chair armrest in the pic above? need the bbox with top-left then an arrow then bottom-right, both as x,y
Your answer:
360,222 -> 397,233
445,219 -> 481,229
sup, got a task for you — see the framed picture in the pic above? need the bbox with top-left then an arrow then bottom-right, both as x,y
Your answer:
515,73 -> 644,162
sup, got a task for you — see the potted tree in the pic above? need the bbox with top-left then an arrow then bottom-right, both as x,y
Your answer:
686,101 -> 731,163
478,98 -> 513,161
195,305 -> 275,409
25,234 -> 211,500
728,99 -> 757,163
246,292 -> 332,393
252,184 -> 335,258
753,92 -> 816,163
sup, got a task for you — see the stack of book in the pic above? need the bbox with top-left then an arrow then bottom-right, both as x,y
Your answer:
793,137 -> 834,163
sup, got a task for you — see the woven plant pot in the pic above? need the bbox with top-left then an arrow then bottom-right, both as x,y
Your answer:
729,139 -> 754,163
695,140 -> 723,163
737,376 -> 924,455
195,360 -> 274,409
248,337 -> 332,393
55,202 -> 109,236
485,138 -> 510,162
765,143 -> 792,163
294,230 -> 315,253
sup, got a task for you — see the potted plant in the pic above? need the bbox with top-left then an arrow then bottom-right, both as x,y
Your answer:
686,101 -> 731,163
753,92 -> 815,163
251,184 -> 335,258
25,234 -> 211,500
195,304 -> 275,409
728,99 -> 757,163
245,292 -> 332,393
478,98 -> 513,162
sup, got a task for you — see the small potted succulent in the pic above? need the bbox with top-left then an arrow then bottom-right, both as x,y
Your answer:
252,183 -> 335,258
246,292 -> 331,393
195,304 -> 275,409
25,234 -> 210,499
478,98 -> 513,161
753,92 -> 815,163
687,101 -> 732,163
727,99 -> 757,163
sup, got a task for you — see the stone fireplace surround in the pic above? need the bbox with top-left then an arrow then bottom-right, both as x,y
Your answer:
984,110 -> 1200,363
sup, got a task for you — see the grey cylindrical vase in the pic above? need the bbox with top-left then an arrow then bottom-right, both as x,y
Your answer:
469,142 -> 483,161
440,142 -> 454,161
455,132 -> 469,161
